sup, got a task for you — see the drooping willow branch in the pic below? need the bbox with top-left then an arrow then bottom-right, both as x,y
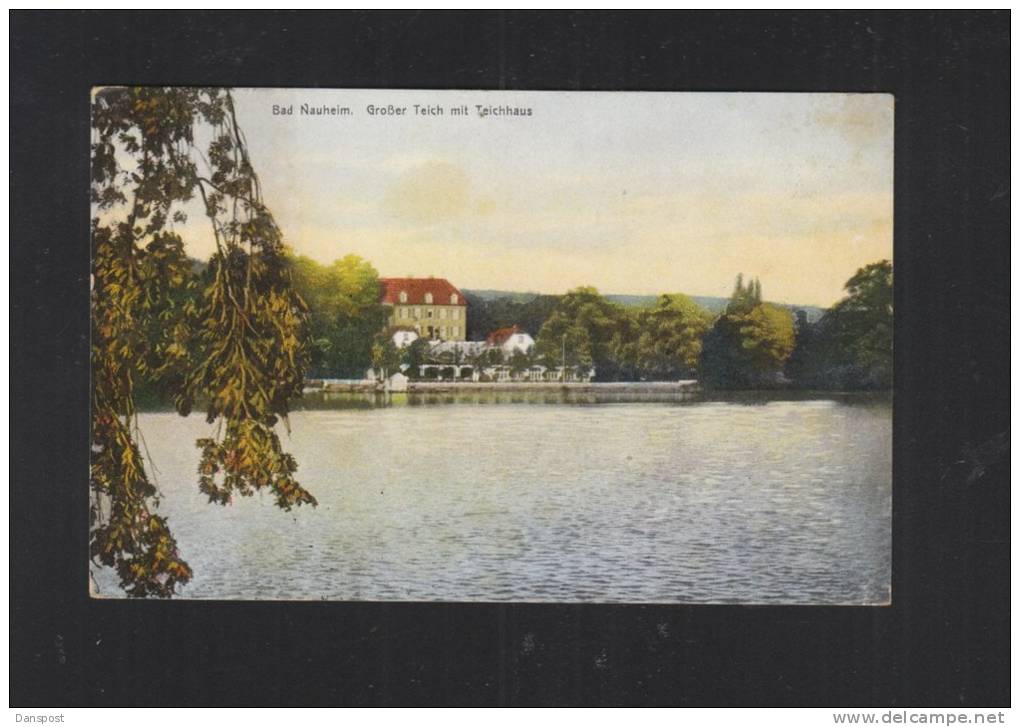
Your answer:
90,87 -> 314,598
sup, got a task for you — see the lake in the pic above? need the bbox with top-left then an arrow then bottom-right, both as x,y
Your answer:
93,391 -> 891,604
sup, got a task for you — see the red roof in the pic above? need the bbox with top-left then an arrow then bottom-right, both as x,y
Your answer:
379,277 -> 466,306
486,325 -> 524,346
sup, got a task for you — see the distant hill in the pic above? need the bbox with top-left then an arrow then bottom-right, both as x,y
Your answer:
461,288 -> 547,305
606,294 -> 826,323
464,289 -> 826,322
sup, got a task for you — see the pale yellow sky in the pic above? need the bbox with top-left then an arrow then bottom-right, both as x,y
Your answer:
185,90 -> 893,307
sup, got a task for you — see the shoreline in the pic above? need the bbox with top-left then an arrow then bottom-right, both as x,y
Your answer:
406,380 -> 701,394
306,379 -> 702,394
302,380 -> 892,397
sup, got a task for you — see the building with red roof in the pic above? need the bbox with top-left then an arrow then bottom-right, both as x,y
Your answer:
379,277 -> 467,341
485,324 -> 536,354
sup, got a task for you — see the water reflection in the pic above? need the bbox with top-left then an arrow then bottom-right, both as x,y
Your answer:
296,388 -> 891,410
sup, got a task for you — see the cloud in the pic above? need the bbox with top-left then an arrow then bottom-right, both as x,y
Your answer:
814,94 -> 894,148
382,160 -> 473,225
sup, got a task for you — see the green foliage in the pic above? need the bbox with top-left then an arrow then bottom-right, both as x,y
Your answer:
402,337 -> 430,376
370,338 -> 402,380
726,273 -> 763,315
701,277 -> 795,389
827,260 -> 893,376
534,286 -> 634,379
738,304 -> 796,370
532,287 -> 716,381
291,254 -> 388,378
464,292 -> 560,341
465,284 -> 801,383
476,346 -> 507,368
634,294 -> 712,379
787,260 -> 892,389
507,348 -> 533,375
90,87 -> 313,597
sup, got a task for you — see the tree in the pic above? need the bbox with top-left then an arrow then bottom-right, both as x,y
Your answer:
291,254 -> 388,378
737,303 -> 796,371
370,338 -> 402,380
477,346 -> 507,369
508,348 -> 532,378
535,320 -> 593,376
90,87 -> 314,597
826,260 -> 893,381
634,294 -> 712,380
534,287 -> 629,379
701,276 -> 794,388
464,292 -> 560,341
787,260 -> 892,389
726,273 -> 762,315
402,337 -> 430,377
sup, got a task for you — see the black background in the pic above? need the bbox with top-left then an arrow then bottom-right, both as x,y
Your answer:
11,11 -> 1010,706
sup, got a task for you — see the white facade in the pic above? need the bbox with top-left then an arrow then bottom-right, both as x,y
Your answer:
411,328 -> 592,383
391,329 -> 419,348
429,340 -> 487,358
500,331 -> 535,355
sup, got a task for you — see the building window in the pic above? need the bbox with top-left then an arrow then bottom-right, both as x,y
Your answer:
452,309 -> 459,320
440,308 -> 447,319
452,326 -> 459,337
399,291 -> 407,303
414,307 -> 421,318
450,293 -> 458,304
427,309 -> 433,318
424,292 -> 433,304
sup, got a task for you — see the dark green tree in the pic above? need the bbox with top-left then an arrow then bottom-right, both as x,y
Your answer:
726,273 -> 762,315
534,287 -> 631,380
464,292 -> 561,341
787,260 -> 892,389
478,346 -> 507,368
402,337 -> 430,377
508,348 -> 532,378
701,276 -> 795,388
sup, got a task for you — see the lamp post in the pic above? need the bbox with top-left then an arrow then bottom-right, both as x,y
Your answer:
561,333 -> 566,383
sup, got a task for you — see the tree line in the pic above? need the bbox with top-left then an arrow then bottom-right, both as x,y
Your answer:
525,263 -> 891,389
288,253 -> 891,391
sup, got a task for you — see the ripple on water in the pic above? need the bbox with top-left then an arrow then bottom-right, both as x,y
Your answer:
92,397 -> 891,604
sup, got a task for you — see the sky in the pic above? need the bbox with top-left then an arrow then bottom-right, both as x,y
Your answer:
182,89 -> 892,307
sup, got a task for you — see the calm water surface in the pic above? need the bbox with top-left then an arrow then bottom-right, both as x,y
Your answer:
94,392 -> 891,603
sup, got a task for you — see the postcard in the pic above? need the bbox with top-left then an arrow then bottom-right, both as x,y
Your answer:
90,88 -> 892,603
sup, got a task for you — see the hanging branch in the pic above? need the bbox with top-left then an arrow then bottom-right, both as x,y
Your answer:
90,87 -> 314,598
